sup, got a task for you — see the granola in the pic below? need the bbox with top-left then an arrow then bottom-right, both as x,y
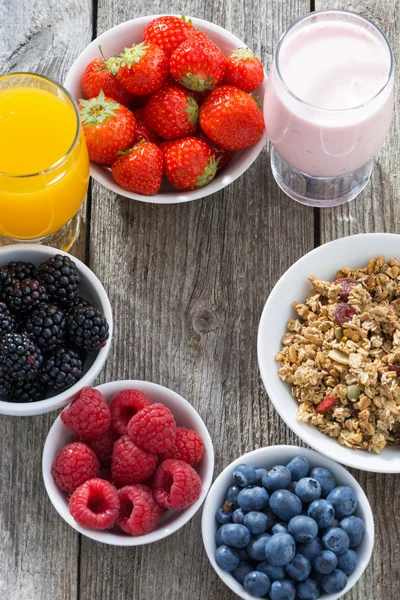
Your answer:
276,256 -> 400,454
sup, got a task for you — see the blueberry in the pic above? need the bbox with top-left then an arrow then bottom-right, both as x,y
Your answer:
270,490 -> 302,521
263,505 -> 279,528
340,516 -> 365,547
265,533 -> 296,566
326,486 -> 357,519
244,571 -> 271,597
286,456 -> 310,480
244,511 -> 268,535
237,486 -> 269,511
310,467 -> 336,498
232,508 -> 245,524
233,464 -> 258,487
307,499 -> 335,529
322,527 -> 350,555
256,560 -> 286,581
297,537 -> 323,560
272,523 -> 288,535
326,518 -> 339,530
226,485 -> 241,506
232,561 -> 253,584
216,506 -> 233,525
337,549 -> 358,575
269,579 -> 296,600
215,545 -> 240,571
313,550 -> 338,575
288,515 -> 318,543
256,468 -> 267,484
216,526 -> 224,546
296,578 -> 321,600
220,523 -> 251,548
321,569 -> 348,593
287,481 -> 297,493
295,478 -> 321,504
248,533 -> 271,561
262,465 -> 292,492
285,554 -> 312,581
237,546 -> 250,561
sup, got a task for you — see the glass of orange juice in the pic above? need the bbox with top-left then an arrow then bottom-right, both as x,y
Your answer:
0,73 -> 89,250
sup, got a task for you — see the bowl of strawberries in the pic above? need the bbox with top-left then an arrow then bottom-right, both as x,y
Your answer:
65,14 -> 267,203
42,380 -> 214,545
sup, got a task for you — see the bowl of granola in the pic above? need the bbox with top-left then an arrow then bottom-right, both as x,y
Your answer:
258,233 -> 400,473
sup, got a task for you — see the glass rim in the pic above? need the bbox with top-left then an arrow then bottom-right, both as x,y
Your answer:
0,72 -> 81,178
274,9 -> 394,113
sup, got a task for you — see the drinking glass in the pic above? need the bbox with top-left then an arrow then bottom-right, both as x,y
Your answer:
0,73 -> 89,250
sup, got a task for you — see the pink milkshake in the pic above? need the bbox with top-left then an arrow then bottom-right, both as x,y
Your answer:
264,11 -> 394,206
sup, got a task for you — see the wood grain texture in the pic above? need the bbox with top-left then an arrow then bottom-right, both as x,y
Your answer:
0,1 -> 92,599
315,2 -> 400,599
79,1 -> 313,600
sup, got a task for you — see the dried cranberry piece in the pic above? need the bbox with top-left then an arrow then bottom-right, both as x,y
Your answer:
388,364 -> 400,375
316,396 -> 338,414
335,277 -> 358,302
334,303 -> 357,326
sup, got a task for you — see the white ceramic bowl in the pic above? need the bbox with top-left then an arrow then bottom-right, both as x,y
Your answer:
64,14 -> 268,204
43,379 -> 214,545
258,233 -> 400,473
202,445 -> 374,600
0,245 -> 112,416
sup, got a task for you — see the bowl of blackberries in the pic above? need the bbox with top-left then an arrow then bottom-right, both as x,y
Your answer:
0,245 -> 112,416
202,446 -> 374,600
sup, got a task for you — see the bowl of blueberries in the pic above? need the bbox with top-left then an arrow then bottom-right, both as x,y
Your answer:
202,445 -> 373,600
0,245 -> 112,416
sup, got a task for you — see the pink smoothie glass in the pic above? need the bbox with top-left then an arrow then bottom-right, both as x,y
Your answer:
264,10 -> 394,207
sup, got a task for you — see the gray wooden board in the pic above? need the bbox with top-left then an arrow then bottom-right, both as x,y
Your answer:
0,0 -> 399,598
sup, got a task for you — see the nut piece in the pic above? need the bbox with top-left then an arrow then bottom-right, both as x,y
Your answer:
328,349 -> 350,365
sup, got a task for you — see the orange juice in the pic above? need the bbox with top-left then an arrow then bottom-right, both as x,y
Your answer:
0,84 -> 89,240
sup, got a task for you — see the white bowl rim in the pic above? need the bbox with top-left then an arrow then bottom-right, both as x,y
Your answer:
202,444 -> 375,600
64,14 -> 268,204
258,232 -> 400,473
0,244 -> 113,416
42,379 -> 215,546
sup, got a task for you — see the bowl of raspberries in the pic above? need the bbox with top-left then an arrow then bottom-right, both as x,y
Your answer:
42,380 -> 214,545
64,14 -> 267,202
0,245 -> 112,416
202,446 -> 374,600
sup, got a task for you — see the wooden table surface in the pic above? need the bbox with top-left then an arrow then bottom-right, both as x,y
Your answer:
1,1 -> 399,599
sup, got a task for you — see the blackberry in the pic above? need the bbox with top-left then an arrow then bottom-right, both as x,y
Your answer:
0,302 -> 16,334
0,333 -> 43,381
41,346 -> 84,391
6,378 -> 47,403
68,305 -> 109,350
38,254 -> 81,302
3,278 -> 48,313
67,295 -> 90,315
6,261 -> 39,282
25,302 -> 66,351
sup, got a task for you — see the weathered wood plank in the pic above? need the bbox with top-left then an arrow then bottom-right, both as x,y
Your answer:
79,1 -> 313,599
0,2 -> 92,599
316,1 -> 400,599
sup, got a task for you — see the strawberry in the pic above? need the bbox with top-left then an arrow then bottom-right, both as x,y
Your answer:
223,48 -> 264,93
163,137 -> 219,191
133,109 -> 160,145
145,84 -> 199,140
111,142 -> 164,195
81,50 -> 132,105
199,85 -> 265,151
79,90 -> 136,165
143,15 -> 196,58
198,131 -> 233,171
170,32 -> 226,92
117,43 -> 169,95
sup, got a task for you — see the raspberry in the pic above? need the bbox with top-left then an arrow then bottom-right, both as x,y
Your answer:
52,442 -> 99,493
69,478 -> 120,530
77,427 -> 119,466
112,435 -> 156,487
110,389 -> 152,436
61,387 -> 111,438
159,427 -> 204,466
117,485 -> 164,535
127,403 -> 176,453
153,459 -> 202,509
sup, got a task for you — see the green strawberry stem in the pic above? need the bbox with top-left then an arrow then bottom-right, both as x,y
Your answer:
79,90 -> 120,124
229,48 -> 256,61
185,96 -> 199,125
196,156 -> 221,188
181,73 -> 216,92
96,46 -> 122,75
120,43 -> 148,68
